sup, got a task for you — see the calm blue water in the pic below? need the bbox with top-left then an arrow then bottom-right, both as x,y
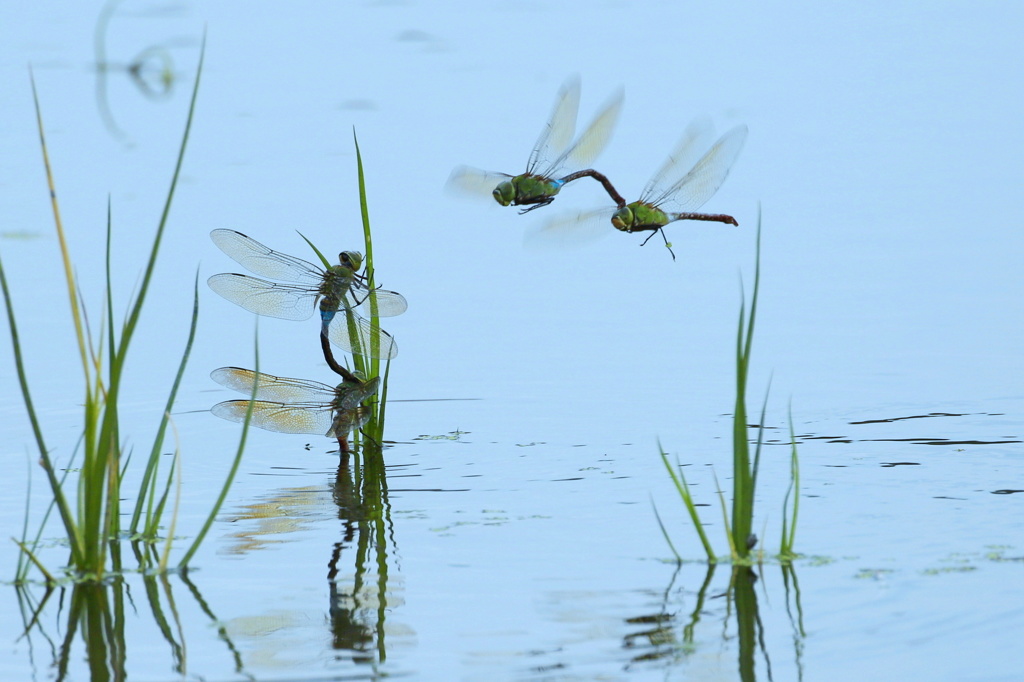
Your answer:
1,0 -> 1022,679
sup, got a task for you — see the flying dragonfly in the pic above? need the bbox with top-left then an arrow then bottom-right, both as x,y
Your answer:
447,76 -> 625,213
207,229 -> 406,359
527,119 -> 747,260
210,366 -> 380,453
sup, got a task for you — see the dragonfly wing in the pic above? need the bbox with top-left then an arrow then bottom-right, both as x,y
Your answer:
353,288 -> 408,317
210,229 -> 324,285
640,117 -> 717,203
334,376 -> 380,412
208,273 -> 318,320
210,367 -> 336,403
212,400 -> 335,437
651,125 -> 748,213
326,309 -> 398,360
524,208 -> 617,251
545,86 -> 624,176
446,166 -> 513,199
328,406 -> 372,439
526,76 -> 581,175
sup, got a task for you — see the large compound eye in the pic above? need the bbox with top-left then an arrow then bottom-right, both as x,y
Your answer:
611,207 -> 633,231
340,251 -> 364,271
492,181 -> 515,206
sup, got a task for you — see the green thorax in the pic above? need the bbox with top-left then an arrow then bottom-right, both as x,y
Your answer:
318,252 -> 362,300
611,202 -> 670,233
493,174 -> 562,206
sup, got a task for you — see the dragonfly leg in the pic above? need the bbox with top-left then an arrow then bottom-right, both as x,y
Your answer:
517,197 -> 555,214
639,228 -> 677,261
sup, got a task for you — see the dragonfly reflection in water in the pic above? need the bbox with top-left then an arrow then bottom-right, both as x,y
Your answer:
207,229 -> 407,359
210,366 -> 380,453
529,119 -> 748,260
447,76 -> 625,213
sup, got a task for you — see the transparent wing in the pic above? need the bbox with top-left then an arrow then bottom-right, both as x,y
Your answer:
208,273 -> 318,320
539,86 -> 624,179
210,229 -> 325,285
211,399 -> 335,437
648,125 -> 748,213
526,75 -> 581,175
445,166 -> 512,199
639,117 -> 717,203
334,376 -> 380,412
524,208 -> 617,251
210,367 -> 336,403
349,285 -> 408,317
325,309 -> 399,360
327,406 -> 372,439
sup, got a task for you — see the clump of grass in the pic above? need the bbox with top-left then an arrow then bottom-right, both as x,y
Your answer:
656,215 -> 799,563
4,42 -> 246,582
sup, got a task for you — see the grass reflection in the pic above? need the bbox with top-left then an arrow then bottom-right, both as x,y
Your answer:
14,571 -> 244,680
329,444 -> 396,666
625,563 -> 806,680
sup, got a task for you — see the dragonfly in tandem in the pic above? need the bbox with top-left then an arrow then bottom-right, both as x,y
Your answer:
447,76 -> 625,213
210,365 -> 380,453
207,229 -> 407,359
527,119 -> 748,260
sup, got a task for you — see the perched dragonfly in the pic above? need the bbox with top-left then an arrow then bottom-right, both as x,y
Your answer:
527,119 -> 747,260
207,229 -> 406,359
447,76 -> 625,213
210,366 -> 380,453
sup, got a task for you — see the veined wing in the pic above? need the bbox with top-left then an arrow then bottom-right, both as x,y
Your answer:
208,273 -> 318,320
445,166 -> 513,199
210,229 -> 325,285
524,208 -> 617,251
325,309 -> 398,360
328,405 -> 372,439
639,117 -> 717,204
525,76 -> 581,175
349,285 -> 408,317
335,376 -> 381,412
211,367 -> 336,403
647,125 -> 748,213
538,86 -> 624,180
212,399 -> 335,437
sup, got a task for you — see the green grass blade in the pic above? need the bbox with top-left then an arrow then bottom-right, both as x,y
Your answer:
658,444 -> 716,562
651,498 -> 682,563
177,327 -> 256,569
129,269 -> 201,535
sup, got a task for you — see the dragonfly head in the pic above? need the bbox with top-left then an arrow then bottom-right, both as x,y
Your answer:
492,180 -> 516,207
338,251 -> 364,272
611,206 -> 634,232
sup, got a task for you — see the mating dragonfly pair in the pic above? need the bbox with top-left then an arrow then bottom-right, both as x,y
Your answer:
448,76 -> 748,260
207,229 -> 406,452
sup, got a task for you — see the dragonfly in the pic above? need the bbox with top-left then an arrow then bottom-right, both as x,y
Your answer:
207,229 -> 407,359
527,119 -> 747,260
210,366 -> 380,453
447,76 -> 625,213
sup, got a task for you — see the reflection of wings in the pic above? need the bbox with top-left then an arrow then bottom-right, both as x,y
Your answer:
211,367 -> 336,403
527,76 -> 581,175
646,125 -> 748,214
210,229 -> 324,285
207,274 -> 318,320
211,400 -> 335,437
325,310 -> 399,360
